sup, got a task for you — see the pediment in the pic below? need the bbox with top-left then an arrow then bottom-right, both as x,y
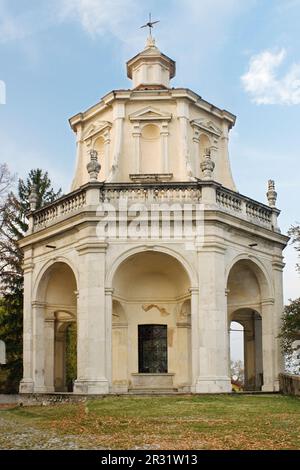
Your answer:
129,106 -> 172,122
83,120 -> 112,140
191,119 -> 222,137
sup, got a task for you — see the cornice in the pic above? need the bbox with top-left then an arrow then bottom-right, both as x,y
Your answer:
75,241 -> 108,255
68,87 -> 236,130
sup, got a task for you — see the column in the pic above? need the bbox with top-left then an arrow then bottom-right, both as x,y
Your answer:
192,129 -> 200,178
32,301 -> 47,392
54,327 -> 66,392
177,99 -> 193,179
74,242 -> 109,394
243,319 -> 256,390
19,260 -> 34,393
195,243 -> 231,393
44,312 -> 55,392
132,123 -> 141,173
190,287 -> 199,393
254,315 -> 263,389
272,259 -> 285,390
176,305 -> 192,392
261,299 -> 276,391
220,122 -> 236,191
105,288 -> 113,389
160,121 -> 169,173
107,102 -> 125,182
103,129 -> 111,180
71,123 -> 84,190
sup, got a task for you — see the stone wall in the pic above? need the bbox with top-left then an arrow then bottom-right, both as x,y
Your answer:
0,394 -> 19,404
279,373 -> 300,396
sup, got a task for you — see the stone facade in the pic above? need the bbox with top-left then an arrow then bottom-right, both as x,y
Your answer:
19,37 -> 288,395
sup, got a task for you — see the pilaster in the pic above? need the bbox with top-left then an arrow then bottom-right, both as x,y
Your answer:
74,242 -> 109,394
195,242 -> 231,393
19,259 -> 35,393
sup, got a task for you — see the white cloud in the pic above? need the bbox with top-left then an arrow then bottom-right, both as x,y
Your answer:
59,0 -> 138,38
241,48 -> 300,105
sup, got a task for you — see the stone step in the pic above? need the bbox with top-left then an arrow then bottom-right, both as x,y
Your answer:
128,389 -> 178,395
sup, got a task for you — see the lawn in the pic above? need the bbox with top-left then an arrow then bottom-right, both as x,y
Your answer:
0,394 -> 299,450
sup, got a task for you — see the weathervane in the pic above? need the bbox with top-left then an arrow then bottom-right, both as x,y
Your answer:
140,13 -> 160,37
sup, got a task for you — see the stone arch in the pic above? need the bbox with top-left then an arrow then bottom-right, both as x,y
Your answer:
109,248 -> 193,392
33,261 -> 78,392
106,245 -> 197,290
229,308 -> 263,391
226,254 -> 273,302
227,257 -> 272,391
33,257 -> 79,303
140,123 -> 161,173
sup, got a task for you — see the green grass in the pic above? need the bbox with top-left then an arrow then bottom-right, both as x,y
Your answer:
1,394 -> 300,449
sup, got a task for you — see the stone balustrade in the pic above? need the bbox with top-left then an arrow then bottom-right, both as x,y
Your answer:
30,181 -> 276,233
216,187 -> 273,227
33,187 -> 87,231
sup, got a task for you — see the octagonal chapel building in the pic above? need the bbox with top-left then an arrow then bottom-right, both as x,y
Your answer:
19,36 -> 288,395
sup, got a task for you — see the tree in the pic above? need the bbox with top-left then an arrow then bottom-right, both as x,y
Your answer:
230,359 -> 244,384
280,299 -> 300,374
0,168 -> 61,392
288,225 -> 300,273
279,225 -> 300,375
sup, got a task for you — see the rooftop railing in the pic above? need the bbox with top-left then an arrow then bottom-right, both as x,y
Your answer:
30,181 -> 277,234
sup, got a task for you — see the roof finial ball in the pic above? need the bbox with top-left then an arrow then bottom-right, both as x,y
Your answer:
267,179 -> 277,208
200,148 -> 215,180
87,149 -> 101,182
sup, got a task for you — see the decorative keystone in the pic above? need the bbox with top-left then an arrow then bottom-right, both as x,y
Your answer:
29,184 -> 38,211
267,179 -> 277,208
87,149 -> 101,182
200,149 -> 215,180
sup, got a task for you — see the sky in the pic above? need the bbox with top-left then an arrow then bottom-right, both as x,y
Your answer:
0,0 -> 299,353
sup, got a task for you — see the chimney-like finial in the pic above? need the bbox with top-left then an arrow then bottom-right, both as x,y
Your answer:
200,149 -> 215,180
267,179 -> 277,207
29,184 -> 38,212
87,149 -> 101,182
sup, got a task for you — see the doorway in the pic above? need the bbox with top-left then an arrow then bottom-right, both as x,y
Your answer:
138,324 -> 168,373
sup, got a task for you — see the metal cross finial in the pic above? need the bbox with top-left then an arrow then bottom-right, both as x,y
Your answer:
140,13 -> 160,37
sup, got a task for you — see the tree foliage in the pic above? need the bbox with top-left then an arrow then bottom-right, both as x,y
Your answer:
0,168 -> 61,392
288,225 -> 300,273
230,360 -> 244,384
279,298 -> 300,373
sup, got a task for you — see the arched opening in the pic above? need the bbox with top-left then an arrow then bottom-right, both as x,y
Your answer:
36,262 -> 77,392
230,321 -> 244,391
111,250 -> 191,392
94,136 -> 105,181
140,124 -> 161,174
227,259 -> 266,391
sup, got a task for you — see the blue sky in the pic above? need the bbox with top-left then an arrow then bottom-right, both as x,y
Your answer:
0,0 -> 300,308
